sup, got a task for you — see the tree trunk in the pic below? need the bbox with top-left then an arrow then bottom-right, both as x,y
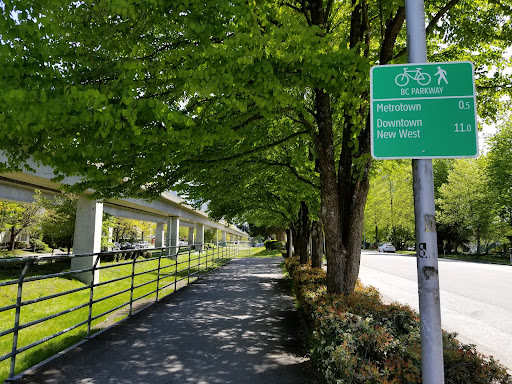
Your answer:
291,227 -> 299,257
307,0 -> 400,295
341,177 -> 370,294
9,226 -> 17,251
311,220 -> 324,268
296,202 -> 311,264
286,228 -> 293,258
315,89 -> 347,293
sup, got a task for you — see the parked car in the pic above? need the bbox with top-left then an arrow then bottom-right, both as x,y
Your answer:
112,242 -> 121,251
135,241 -> 149,249
120,242 -> 134,250
378,243 -> 396,253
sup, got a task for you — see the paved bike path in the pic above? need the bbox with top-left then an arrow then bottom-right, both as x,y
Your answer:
19,257 -> 315,384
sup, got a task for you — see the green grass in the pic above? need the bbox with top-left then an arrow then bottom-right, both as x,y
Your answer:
237,247 -> 283,258
396,250 -> 511,265
439,253 -> 511,265
0,249 -> 43,258
0,247 -> 235,381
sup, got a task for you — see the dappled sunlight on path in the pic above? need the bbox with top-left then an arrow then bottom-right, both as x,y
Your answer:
19,257 -> 315,384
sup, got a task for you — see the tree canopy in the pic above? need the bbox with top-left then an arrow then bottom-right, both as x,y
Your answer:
1,0 -> 511,293
486,122 -> 512,239
364,160 -> 414,248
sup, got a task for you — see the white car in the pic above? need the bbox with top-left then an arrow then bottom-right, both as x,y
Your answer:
378,243 -> 396,253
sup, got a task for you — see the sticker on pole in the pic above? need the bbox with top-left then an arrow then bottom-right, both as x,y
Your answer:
370,61 -> 478,159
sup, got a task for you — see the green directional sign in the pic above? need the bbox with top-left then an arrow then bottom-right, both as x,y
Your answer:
370,61 -> 478,159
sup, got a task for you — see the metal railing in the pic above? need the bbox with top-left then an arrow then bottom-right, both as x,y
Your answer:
0,241 -> 251,382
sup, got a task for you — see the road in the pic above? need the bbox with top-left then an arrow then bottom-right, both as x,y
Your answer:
358,250 -> 512,371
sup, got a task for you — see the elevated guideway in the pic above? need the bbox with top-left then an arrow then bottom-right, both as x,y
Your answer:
0,153 -> 247,283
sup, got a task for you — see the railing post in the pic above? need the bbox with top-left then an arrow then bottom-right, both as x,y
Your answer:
198,247 -> 201,273
87,255 -> 101,337
9,260 -> 33,379
155,251 -> 163,302
129,253 -> 139,316
187,249 -> 191,285
174,249 -> 178,292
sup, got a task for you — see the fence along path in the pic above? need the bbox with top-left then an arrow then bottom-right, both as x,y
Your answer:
15,256 -> 316,384
1,243 -> 241,382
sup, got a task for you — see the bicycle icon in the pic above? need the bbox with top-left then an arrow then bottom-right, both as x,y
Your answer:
395,67 -> 431,86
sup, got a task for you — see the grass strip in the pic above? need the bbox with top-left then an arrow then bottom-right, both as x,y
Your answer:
0,247 -> 231,381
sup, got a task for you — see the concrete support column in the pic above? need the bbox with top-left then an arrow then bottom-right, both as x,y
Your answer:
71,195 -> 103,285
222,231 -> 227,243
215,230 -> 219,244
166,217 -> 179,255
155,222 -> 165,248
187,227 -> 195,246
195,224 -> 204,250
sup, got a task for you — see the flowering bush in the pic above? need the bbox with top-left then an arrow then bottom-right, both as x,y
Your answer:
285,257 -> 511,384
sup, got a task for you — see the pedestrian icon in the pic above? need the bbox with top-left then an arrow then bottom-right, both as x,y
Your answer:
435,66 -> 448,85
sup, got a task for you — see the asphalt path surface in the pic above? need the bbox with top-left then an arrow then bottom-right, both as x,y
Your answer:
358,250 -> 512,371
18,257 -> 316,384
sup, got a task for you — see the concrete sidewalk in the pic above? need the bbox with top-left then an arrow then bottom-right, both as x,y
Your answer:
19,257 -> 316,384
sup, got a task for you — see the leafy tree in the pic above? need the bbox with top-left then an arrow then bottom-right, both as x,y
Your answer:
173,141 -> 320,259
486,122 -> 512,246
437,158 -> 497,255
138,220 -> 155,242
179,226 -> 190,242
364,161 -> 414,249
1,1 -> 510,293
433,159 -> 455,200
37,193 -> 77,254
101,213 -> 117,249
111,218 -> 141,243
0,200 -> 41,251
204,229 -> 216,244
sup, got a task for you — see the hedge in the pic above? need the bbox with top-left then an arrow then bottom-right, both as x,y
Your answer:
285,257 -> 511,384
264,239 -> 285,250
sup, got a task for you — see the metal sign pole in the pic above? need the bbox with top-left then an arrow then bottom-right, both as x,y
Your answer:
405,0 -> 445,383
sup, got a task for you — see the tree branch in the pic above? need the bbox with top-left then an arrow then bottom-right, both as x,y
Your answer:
379,6 -> 405,64
391,0 -> 461,62
187,130 -> 310,164
426,0 -> 460,36
256,159 -> 320,189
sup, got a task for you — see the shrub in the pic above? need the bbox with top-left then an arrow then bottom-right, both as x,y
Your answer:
14,241 -> 28,249
29,238 -> 51,253
285,257 -> 512,384
264,240 -> 285,250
